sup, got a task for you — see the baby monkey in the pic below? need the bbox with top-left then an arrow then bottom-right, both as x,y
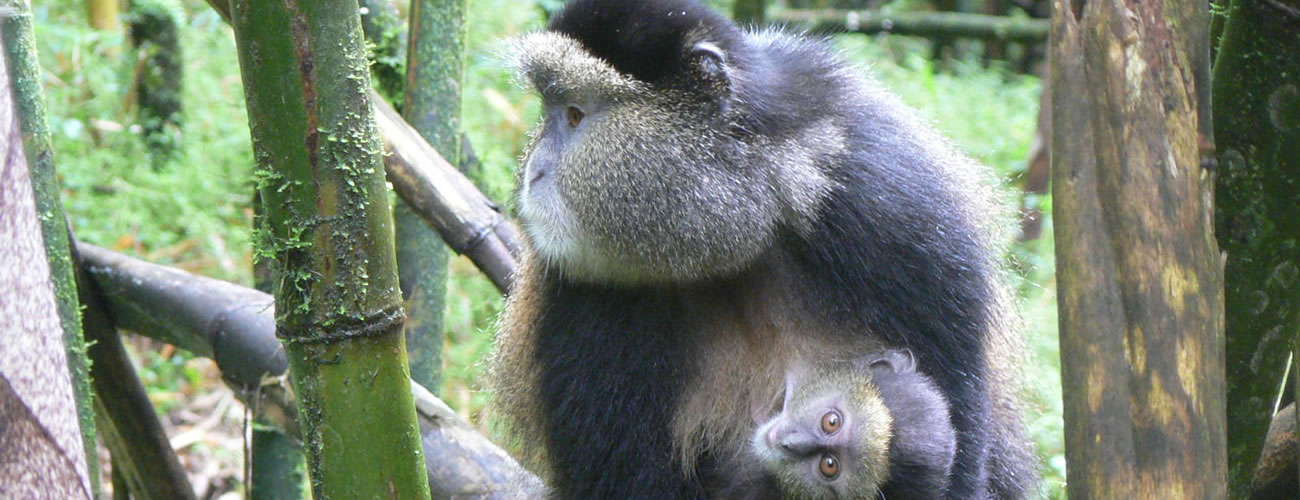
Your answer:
721,349 -> 957,499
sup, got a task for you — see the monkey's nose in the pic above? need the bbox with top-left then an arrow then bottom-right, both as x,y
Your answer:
770,426 -> 817,456
525,148 -> 557,187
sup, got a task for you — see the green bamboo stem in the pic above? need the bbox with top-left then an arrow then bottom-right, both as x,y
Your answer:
203,0 -> 520,294
228,0 -> 431,497
248,424 -> 310,500
1212,0 -> 1300,495
397,0 -> 466,393
249,192 -> 309,500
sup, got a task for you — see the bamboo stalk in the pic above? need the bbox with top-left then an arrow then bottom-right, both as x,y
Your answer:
72,244 -> 195,500
376,96 -> 521,293
395,0 -> 468,393
227,0 -> 431,496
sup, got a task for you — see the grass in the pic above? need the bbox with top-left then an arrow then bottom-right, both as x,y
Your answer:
34,0 -> 1062,497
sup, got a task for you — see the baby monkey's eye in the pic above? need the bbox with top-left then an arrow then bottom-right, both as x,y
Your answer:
819,453 -> 840,479
567,106 -> 585,127
821,410 -> 841,434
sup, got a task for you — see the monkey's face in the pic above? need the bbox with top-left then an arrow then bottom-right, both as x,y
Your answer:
752,368 -> 892,499
512,32 -> 788,285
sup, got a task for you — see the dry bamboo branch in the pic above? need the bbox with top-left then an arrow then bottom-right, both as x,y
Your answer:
771,9 -> 1049,42
375,94 -> 522,293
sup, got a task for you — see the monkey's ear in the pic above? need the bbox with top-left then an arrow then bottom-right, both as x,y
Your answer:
688,41 -> 732,108
866,349 -> 917,375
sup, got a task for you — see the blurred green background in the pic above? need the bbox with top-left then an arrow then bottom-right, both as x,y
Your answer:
33,0 -> 1061,496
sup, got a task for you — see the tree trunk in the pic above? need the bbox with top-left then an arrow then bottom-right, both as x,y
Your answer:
0,5 -> 98,497
1051,0 -> 1224,497
228,0 -> 432,497
1213,0 -> 1300,495
1248,403 -> 1297,499
1018,73 -> 1050,242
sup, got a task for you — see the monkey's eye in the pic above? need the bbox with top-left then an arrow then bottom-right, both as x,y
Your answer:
566,106 -> 585,127
819,453 -> 840,479
821,411 -> 841,434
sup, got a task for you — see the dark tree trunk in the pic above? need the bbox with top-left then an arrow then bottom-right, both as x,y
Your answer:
1051,0 -> 1225,497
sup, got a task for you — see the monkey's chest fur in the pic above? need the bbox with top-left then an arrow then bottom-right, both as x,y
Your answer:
499,254 -> 889,496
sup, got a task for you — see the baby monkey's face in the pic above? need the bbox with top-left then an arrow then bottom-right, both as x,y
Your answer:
751,362 -> 892,499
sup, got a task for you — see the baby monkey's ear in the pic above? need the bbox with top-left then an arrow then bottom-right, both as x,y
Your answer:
863,349 -> 918,375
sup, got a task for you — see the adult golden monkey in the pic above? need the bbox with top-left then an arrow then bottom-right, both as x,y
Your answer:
491,0 -> 1037,497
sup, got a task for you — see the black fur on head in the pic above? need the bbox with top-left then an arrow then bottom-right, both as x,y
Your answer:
548,0 -> 743,89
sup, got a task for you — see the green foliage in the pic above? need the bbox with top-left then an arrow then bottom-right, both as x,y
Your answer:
37,2 -> 253,284
34,0 -> 1060,495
